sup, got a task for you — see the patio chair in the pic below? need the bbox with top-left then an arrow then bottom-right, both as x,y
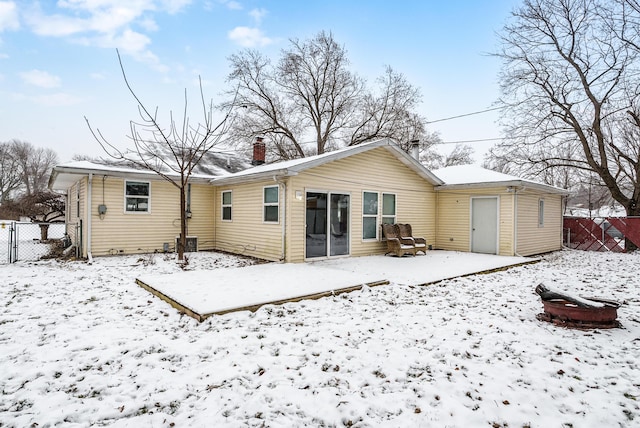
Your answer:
382,223 -> 416,257
397,223 -> 427,255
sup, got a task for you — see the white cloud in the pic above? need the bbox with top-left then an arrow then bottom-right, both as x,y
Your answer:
19,69 -> 61,88
0,52 -> 8,59
228,26 -> 272,47
90,72 -> 105,80
249,8 -> 267,24
0,1 -> 19,31
220,0 -> 242,11
21,1 -> 195,72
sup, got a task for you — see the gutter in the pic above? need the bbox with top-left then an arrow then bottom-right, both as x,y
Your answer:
436,180 -> 568,195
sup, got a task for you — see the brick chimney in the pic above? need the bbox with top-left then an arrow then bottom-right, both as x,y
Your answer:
252,136 -> 266,166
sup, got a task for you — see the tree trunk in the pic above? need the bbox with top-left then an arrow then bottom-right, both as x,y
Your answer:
39,223 -> 49,241
625,203 -> 639,252
178,186 -> 186,261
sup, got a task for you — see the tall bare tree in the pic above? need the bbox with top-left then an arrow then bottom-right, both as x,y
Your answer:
492,0 -> 640,229
0,142 -> 22,202
0,140 -> 58,201
86,50 -> 237,261
350,66 -> 426,146
10,140 -> 58,196
223,31 -> 433,160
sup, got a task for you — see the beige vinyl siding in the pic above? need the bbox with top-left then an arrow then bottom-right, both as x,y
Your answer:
66,178 -> 88,256
287,147 -> 436,262
516,192 -> 563,256
435,188 -> 515,256
89,177 -> 214,256
213,181 -> 284,261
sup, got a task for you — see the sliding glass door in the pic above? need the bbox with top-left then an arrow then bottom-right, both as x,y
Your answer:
306,192 -> 350,259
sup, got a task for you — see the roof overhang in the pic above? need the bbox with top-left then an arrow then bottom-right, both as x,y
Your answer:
435,180 -> 569,195
48,163 -> 215,191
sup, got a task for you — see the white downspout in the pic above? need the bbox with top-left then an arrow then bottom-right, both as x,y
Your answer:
513,189 -> 518,256
87,173 -> 93,263
279,179 -> 287,262
513,187 -> 525,257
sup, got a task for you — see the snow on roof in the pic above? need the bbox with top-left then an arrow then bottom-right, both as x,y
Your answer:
433,165 -> 523,185
212,139 -> 443,185
433,165 -> 568,194
49,151 -> 253,191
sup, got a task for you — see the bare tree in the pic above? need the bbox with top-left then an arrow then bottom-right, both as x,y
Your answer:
442,144 -> 475,167
0,142 -> 22,202
0,191 -> 65,239
6,140 -> 58,197
86,50 -> 237,261
350,66 -> 426,146
223,31 -> 431,160
492,0 -> 640,232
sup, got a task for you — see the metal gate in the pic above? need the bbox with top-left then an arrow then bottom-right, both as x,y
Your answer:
0,221 -> 67,263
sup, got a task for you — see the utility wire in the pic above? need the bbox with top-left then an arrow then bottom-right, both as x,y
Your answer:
425,106 -> 503,124
435,137 -> 505,145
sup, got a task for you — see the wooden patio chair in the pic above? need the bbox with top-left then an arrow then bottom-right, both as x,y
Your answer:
381,223 -> 416,257
397,223 -> 427,255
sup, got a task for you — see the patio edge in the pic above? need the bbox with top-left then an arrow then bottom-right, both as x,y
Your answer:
135,278 -> 390,322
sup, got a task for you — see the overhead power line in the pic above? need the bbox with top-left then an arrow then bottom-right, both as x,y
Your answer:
435,137 -> 504,145
426,106 -> 503,124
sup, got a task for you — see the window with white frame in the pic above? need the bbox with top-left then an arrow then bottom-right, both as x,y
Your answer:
538,198 -> 545,227
263,186 -> 279,223
382,193 -> 397,225
362,191 -> 379,240
222,190 -> 232,221
362,191 -> 397,240
125,181 -> 150,212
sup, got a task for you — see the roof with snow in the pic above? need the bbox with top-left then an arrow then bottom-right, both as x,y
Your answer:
432,165 -> 569,194
211,138 -> 444,186
49,152 -> 251,191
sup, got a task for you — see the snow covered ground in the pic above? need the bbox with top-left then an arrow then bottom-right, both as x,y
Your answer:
1,250 -> 639,427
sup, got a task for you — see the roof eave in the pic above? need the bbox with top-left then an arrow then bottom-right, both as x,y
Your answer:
48,165 -> 214,191
435,180 -> 569,195
211,169 -> 293,186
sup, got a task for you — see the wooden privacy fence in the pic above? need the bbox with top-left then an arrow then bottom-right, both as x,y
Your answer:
563,216 -> 640,252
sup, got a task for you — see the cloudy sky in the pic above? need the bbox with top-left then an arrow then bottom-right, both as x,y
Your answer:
0,0 -> 520,163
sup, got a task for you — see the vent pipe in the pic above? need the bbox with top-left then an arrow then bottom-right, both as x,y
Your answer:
410,139 -> 420,161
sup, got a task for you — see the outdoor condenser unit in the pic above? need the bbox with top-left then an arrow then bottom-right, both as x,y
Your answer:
175,236 -> 198,252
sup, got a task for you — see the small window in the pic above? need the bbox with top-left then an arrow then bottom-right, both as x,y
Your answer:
362,191 -> 379,240
538,199 -> 545,227
125,181 -> 150,212
264,186 -> 279,223
222,190 -> 232,221
382,193 -> 396,225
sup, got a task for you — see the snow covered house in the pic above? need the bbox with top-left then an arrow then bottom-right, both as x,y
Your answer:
48,139 -> 567,261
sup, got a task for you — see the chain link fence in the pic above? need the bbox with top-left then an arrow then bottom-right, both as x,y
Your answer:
0,221 -> 67,263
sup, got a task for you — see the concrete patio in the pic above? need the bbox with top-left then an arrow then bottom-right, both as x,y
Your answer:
136,251 -> 539,321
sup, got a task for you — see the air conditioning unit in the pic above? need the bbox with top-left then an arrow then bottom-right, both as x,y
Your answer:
175,236 -> 198,252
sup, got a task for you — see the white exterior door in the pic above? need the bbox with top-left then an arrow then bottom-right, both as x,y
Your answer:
471,197 -> 498,254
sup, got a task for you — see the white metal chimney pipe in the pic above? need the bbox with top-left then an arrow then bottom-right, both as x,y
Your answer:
410,139 -> 420,161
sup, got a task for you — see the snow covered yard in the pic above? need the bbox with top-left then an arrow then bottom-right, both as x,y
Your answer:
1,250 -> 639,427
